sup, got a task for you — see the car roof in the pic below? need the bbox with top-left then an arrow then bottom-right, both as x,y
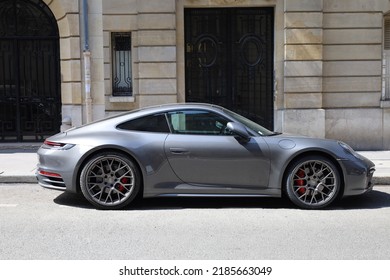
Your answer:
75,103 -> 226,129
120,103 -> 225,118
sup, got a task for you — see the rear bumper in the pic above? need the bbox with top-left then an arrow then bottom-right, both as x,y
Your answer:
35,145 -> 87,193
36,170 -> 67,191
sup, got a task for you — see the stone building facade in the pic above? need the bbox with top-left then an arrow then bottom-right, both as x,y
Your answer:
1,0 -> 390,150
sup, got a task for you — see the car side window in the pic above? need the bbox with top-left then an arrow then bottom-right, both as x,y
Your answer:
167,110 -> 230,135
117,114 -> 170,133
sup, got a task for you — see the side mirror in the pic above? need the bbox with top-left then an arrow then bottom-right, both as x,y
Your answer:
227,122 -> 251,142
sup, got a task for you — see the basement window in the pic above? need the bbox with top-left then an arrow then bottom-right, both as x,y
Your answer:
112,32 -> 132,96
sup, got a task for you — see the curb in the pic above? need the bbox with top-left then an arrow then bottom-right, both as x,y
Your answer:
373,177 -> 390,186
0,176 -> 37,184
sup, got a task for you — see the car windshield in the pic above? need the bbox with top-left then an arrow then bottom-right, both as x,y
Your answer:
222,108 -> 275,136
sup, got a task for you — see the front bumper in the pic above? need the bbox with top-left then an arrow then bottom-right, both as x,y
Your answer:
341,155 -> 375,197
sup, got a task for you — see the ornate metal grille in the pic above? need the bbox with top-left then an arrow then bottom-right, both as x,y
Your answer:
112,33 -> 132,96
185,8 -> 274,130
0,0 -> 60,142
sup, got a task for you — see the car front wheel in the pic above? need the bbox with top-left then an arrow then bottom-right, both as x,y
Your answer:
285,156 -> 341,209
80,152 -> 141,210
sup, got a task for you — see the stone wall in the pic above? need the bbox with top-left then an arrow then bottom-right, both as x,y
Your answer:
103,0 -> 177,115
283,0 -> 390,149
50,0 -> 390,149
323,0 -> 385,149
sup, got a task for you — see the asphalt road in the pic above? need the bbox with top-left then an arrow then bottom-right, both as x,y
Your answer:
0,183 -> 390,260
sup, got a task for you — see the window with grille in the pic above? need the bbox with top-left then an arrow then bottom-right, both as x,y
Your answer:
112,32 -> 132,96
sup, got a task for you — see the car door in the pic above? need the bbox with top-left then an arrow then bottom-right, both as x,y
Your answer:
164,109 -> 270,193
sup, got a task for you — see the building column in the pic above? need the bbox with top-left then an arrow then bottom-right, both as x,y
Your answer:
283,0 -> 325,137
81,0 -> 105,123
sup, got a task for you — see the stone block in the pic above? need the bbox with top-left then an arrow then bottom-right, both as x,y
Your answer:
103,15 -> 137,30
61,104 -> 82,128
61,82 -> 82,104
90,58 -> 105,81
57,15 -> 80,38
323,92 -> 381,108
139,63 -> 177,78
137,0 -> 175,13
285,61 -> 323,77
285,29 -> 323,44
285,0 -> 323,12
324,29 -> 382,44
323,0 -> 385,12
88,14 -> 103,37
56,0 -> 79,14
46,0 -> 66,19
285,45 -> 322,60
86,0 -> 102,14
138,94 -> 177,108
139,79 -> 177,94
323,13 -> 382,28
323,45 -> 381,60
103,0 -> 137,14
323,77 -> 381,92
138,46 -> 176,62
325,108 -> 382,150
283,109 -> 325,138
105,96 -> 138,112
138,14 -> 176,30
138,30 -> 176,46
60,37 -> 81,60
323,61 -> 381,76
104,79 -> 111,96
285,12 -> 323,28
61,60 -> 81,82
284,93 -> 323,109
284,77 -> 322,93
91,81 -> 105,104
92,104 -> 106,121
89,36 -> 104,59
103,47 -> 110,64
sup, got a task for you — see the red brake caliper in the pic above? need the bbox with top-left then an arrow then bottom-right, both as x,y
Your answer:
295,169 -> 306,195
117,178 -> 129,192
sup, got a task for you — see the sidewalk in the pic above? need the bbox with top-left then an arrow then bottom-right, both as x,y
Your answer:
0,145 -> 389,185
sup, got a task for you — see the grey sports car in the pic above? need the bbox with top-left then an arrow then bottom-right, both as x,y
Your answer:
36,103 -> 375,210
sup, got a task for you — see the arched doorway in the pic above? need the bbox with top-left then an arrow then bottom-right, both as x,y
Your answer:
0,0 -> 61,142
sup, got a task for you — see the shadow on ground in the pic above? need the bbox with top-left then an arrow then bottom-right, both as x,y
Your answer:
53,189 -> 390,211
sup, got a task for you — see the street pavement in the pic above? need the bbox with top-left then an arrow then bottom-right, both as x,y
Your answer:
0,143 -> 389,184
1,183 -> 390,259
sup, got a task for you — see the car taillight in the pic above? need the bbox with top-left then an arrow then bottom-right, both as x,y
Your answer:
44,140 -> 66,147
43,140 -> 75,150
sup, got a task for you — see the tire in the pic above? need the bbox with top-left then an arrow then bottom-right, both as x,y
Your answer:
285,156 -> 340,209
80,152 -> 141,210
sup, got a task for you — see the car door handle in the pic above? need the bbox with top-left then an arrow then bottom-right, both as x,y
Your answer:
169,148 -> 190,155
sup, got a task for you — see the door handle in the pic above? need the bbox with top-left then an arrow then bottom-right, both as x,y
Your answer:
169,148 -> 189,155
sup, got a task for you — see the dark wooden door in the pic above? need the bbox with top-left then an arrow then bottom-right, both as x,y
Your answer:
0,0 -> 61,142
185,8 -> 274,129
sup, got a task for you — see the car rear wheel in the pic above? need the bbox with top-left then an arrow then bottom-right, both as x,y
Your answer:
285,156 -> 340,209
80,152 -> 141,210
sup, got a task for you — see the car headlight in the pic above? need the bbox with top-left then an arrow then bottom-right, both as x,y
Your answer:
338,141 -> 362,159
